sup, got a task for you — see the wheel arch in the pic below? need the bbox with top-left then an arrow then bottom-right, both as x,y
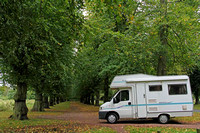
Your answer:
158,113 -> 170,119
106,111 -> 120,120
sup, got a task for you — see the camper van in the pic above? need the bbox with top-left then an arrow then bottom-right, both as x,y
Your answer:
99,74 -> 193,124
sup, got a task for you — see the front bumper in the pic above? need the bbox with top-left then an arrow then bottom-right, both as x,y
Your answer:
99,111 -> 109,119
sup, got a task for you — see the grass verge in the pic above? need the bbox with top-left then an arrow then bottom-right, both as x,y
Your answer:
125,126 -> 196,133
172,112 -> 200,123
194,104 -> 200,110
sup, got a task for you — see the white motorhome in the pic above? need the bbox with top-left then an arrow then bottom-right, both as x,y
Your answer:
99,74 -> 193,124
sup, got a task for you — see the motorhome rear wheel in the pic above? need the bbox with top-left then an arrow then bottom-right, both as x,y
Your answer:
158,114 -> 169,124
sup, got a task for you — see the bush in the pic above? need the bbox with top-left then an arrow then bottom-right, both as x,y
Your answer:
27,90 -> 35,99
3,89 -> 35,100
0,86 -> 7,96
7,89 -> 16,99
0,99 -> 14,111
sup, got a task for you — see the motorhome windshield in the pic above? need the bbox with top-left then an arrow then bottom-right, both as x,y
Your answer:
110,90 -> 119,101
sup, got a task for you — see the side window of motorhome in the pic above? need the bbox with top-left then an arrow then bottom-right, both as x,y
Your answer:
115,90 -> 129,103
149,85 -> 162,91
168,84 -> 187,95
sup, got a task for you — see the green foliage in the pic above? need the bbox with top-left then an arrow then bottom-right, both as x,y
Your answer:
0,86 -> 9,96
0,86 -> 6,93
189,66 -> 200,104
0,99 -> 14,111
27,90 -> 35,100
74,0 -> 200,103
0,99 -> 35,112
6,89 -> 16,99
0,88 -> 35,100
0,87 -> 3,96
0,0 -> 84,116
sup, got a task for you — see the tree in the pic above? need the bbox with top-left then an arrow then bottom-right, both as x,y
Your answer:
0,0 -> 83,119
189,66 -> 200,104
74,0 -> 199,104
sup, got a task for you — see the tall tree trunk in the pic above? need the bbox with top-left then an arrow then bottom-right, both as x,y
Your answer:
43,96 -> 50,108
56,97 -> 60,104
195,89 -> 199,104
3,79 -> 5,86
50,96 -> 54,106
157,0 -> 168,76
87,94 -> 91,104
83,97 -> 87,104
104,75 -> 109,103
53,96 -> 56,105
95,90 -> 100,106
60,96 -> 65,102
11,82 -> 28,120
91,93 -> 94,105
32,89 -> 44,111
80,96 -> 84,103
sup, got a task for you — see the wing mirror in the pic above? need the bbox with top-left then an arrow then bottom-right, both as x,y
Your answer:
113,97 -> 119,104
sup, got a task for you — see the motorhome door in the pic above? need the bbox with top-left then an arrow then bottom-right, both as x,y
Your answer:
135,83 -> 147,118
113,89 -> 133,118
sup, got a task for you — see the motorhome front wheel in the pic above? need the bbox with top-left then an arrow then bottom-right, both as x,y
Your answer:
158,114 -> 169,124
107,113 -> 118,124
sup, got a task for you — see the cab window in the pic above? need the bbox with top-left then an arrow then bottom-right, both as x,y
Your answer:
114,90 -> 129,103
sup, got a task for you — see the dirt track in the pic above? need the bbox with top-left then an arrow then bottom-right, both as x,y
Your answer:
39,102 -> 200,133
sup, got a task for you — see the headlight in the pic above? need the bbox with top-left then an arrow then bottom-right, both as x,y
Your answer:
99,107 -> 103,110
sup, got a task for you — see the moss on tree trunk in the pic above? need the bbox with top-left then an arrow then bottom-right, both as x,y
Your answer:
31,89 -> 44,111
11,83 -> 28,120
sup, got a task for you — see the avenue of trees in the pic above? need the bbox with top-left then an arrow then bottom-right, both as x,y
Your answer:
0,0 -> 199,120
0,0 -> 83,119
74,0 -> 199,105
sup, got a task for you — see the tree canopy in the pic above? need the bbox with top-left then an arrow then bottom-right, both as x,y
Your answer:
0,0 -> 83,119
74,0 -> 199,103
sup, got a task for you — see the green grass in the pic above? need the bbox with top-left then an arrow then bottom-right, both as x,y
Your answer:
194,104 -> 200,110
0,101 -> 70,131
0,101 -> 115,133
47,101 -> 70,111
1,99 -> 199,132
172,112 -> 200,123
125,126 -> 196,133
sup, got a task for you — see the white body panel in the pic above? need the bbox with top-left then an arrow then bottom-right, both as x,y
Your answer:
100,74 -> 193,120
136,83 -> 147,118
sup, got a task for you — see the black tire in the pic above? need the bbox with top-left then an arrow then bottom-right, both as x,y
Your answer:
106,113 -> 118,124
158,114 -> 169,124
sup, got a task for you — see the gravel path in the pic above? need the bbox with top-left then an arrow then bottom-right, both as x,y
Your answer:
39,102 -> 200,133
